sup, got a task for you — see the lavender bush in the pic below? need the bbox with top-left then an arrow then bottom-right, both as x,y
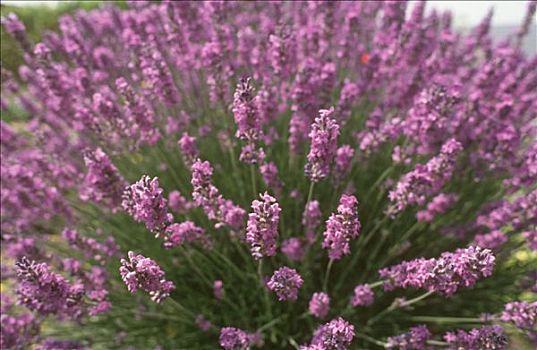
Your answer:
1,1 -> 536,349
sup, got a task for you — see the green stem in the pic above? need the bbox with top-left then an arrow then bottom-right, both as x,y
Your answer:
258,260 -> 272,320
306,181 -> 315,206
409,316 -> 486,324
355,332 -> 387,348
323,259 -> 334,292
367,291 -> 434,326
427,340 -> 449,347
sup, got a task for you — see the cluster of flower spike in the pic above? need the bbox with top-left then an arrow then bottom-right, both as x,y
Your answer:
380,246 -> 495,296
119,251 -> 175,303
1,0 -> 537,349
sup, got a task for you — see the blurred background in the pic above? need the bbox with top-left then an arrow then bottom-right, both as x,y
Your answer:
2,0 -> 536,77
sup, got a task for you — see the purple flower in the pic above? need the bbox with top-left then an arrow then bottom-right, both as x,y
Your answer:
473,231 -> 508,251
260,161 -> 283,196
191,159 -> 245,230
351,284 -> 374,307
523,231 -> 537,251
80,148 -> 127,211
501,301 -> 536,330
267,266 -> 303,301
416,193 -> 458,222
309,292 -> 330,319
168,190 -> 189,214
122,176 -> 171,234
178,132 -> 199,167
388,139 -> 463,216
303,200 -> 322,243
15,257 -> 84,318
163,221 -> 208,249
309,317 -> 355,350
322,195 -> 361,260
444,325 -> 507,350
0,302 -> 39,349
195,314 -> 213,332
214,280 -> 224,300
281,238 -> 305,262
246,192 -> 281,260
386,325 -> 431,350
305,107 -> 340,182
233,76 -> 261,143
35,338 -> 86,350
334,145 -> 354,183
379,246 -> 495,296
219,327 -> 249,350
119,251 -> 175,303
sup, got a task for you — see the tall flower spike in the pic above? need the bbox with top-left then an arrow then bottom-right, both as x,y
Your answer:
267,266 -> 303,301
191,159 -> 246,230
309,292 -> 330,319
309,317 -> 355,350
501,301 -> 536,330
351,284 -> 374,307
444,325 -> 507,350
219,327 -> 249,350
233,77 -> 260,142
379,246 -> 495,296
178,132 -> 199,168
303,200 -> 322,243
119,251 -> 175,303
388,138 -> 463,216
305,107 -> 340,182
163,221 -> 209,249
246,192 -> 281,260
322,195 -> 361,260
80,148 -> 127,211
386,325 -> 431,350
122,176 -> 171,234
15,257 -> 84,318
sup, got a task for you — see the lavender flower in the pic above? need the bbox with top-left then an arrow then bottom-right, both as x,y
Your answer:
379,246 -> 495,296
15,257 -> 84,318
260,161 -> 283,196
501,301 -> 536,330
322,195 -> 361,260
334,145 -> 354,183
309,317 -> 355,350
219,327 -> 249,350
267,266 -> 303,301
388,139 -> 463,216
214,280 -> 224,300
386,325 -> 431,350
195,314 -> 213,332
305,107 -> 340,182
191,159 -> 245,230
178,132 -> 199,168
303,200 -> 322,243
281,238 -> 305,262
416,193 -> 458,222
473,231 -> 508,251
80,148 -> 127,211
351,284 -> 374,307
168,190 -> 189,214
309,292 -> 330,319
246,192 -> 281,260
122,176 -> 171,234
232,77 -> 260,143
119,251 -> 175,303
163,221 -> 208,248
444,325 -> 507,350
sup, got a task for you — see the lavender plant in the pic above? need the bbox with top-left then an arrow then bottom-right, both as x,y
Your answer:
1,1 -> 536,349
